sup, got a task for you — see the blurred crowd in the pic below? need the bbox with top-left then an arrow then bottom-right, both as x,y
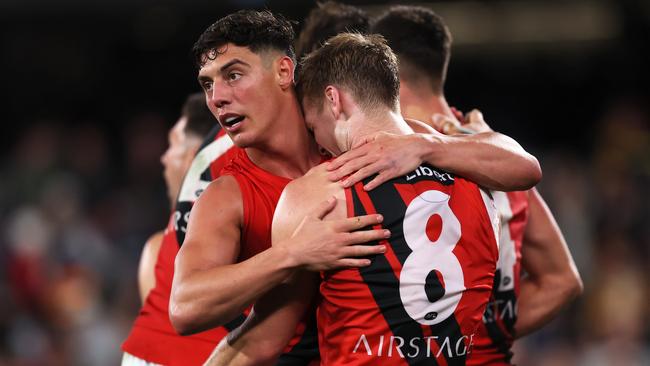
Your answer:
513,97 -> 650,366
0,113 -> 170,366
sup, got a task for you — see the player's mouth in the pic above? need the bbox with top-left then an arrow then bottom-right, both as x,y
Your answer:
219,113 -> 246,132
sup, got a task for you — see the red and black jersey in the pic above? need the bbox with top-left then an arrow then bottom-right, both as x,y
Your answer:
221,148 -> 320,365
468,191 -> 529,366
122,126 -> 242,366
318,164 -> 500,366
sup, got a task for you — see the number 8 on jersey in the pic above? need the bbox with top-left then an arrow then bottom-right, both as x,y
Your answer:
400,190 -> 464,325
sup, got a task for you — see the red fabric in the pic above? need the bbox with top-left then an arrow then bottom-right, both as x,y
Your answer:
221,149 -> 291,262
468,190 -> 529,366
318,169 -> 499,365
221,149 -> 318,360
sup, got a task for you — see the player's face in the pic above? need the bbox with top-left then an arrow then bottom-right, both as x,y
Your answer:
302,99 -> 342,157
161,117 -> 192,203
198,44 -> 281,148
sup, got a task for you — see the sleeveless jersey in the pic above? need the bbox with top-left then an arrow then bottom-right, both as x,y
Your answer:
122,126 -> 241,366
467,191 -> 529,366
221,148 -> 320,365
318,164 -> 500,366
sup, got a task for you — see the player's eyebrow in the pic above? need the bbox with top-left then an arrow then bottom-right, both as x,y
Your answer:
219,58 -> 250,72
197,58 -> 251,83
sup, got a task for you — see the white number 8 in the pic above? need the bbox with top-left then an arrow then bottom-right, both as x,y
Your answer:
400,190 -> 464,325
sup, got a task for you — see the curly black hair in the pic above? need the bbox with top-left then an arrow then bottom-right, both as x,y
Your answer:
371,6 -> 452,94
192,10 -> 296,68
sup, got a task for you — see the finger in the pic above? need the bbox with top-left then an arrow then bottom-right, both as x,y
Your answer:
333,258 -> 372,268
363,171 -> 392,191
312,196 -> 337,220
341,244 -> 388,259
450,107 -> 464,121
334,214 -> 384,232
350,133 -> 377,149
432,114 -> 460,134
466,109 -> 484,124
326,145 -> 368,171
343,230 -> 391,246
328,156 -> 373,182
431,114 -> 446,132
341,164 -> 382,188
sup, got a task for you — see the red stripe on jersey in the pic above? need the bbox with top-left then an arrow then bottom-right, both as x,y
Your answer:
353,184 -> 403,280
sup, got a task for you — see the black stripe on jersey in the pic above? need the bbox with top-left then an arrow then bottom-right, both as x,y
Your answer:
483,272 -> 516,363
200,166 -> 213,183
174,201 -> 192,247
352,183 -> 438,366
275,311 -> 319,365
174,125 -> 221,247
426,315 -> 467,366
199,126 -> 223,183
198,124 -> 222,151
362,176 -> 467,366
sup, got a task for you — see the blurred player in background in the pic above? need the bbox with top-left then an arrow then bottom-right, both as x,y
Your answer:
122,93 -> 239,365
294,1 -> 369,58
367,6 -> 583,364
137,93 -> 216,303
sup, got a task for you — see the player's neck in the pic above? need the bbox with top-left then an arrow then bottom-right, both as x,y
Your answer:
346,108 -> 413,151
247,97 -> 321,179
400,83 -> 455,126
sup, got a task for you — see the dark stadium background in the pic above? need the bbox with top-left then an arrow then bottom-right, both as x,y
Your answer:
0,0 -> 648,365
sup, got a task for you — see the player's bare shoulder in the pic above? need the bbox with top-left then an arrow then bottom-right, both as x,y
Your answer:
199,175 -> 242,212
184,174 -> 244,246
273,162 -> 343,243
285,162 -> 337,203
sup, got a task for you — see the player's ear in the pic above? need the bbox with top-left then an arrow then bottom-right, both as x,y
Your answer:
324,86 -> 342,120
276,56 -> 295,90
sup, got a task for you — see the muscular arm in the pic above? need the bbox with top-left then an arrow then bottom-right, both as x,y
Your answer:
419,131 -> 540,191
204,269 -> 319,366
138,230 -> 164,303
327,113 -> 541,191
171,172 -> 387,335
514,188 -> 583,337
170,176 -> 297,335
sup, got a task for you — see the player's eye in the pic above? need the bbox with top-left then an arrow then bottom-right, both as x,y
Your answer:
228,72 -> 242,82
201,81 -> 213,91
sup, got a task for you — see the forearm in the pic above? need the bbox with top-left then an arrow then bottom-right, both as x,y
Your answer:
170,246 -> 296,335
420,132 -> 541,191
515,272 -> 582,337
204,338 -> 275,366
203,273 -> 318,366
